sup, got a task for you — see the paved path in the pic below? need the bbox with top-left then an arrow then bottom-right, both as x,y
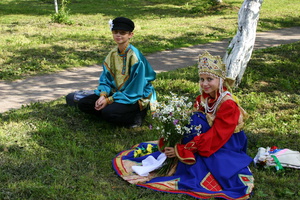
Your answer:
1,27 -> 300,113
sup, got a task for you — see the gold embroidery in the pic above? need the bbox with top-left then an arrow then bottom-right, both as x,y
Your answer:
238,173 -> 254,194
175,144 -> 196,165
104,47 -> 138,90
144,178 -> 180,190
201,95 -> 247,133
200,172 -> 222,191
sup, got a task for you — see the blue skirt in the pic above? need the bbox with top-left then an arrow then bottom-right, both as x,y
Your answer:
112,112 -> 254,199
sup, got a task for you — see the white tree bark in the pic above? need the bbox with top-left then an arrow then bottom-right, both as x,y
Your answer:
214,0 -> 223,4
223,0 -> 263,86
54,0 -> 59,13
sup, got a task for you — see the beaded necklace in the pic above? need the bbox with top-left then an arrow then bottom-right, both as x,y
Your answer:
204,91 -> 230,114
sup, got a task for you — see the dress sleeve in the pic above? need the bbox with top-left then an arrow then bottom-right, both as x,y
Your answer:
175,100 -> 240,163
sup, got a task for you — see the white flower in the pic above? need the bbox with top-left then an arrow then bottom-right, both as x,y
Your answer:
195,125 -> 202,131
152,92 -> 194,144
175,124 -> 181,130
182,127 -> 189,134
108,19 -> 114,31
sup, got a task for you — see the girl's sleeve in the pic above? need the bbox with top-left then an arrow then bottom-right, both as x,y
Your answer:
175,100 -> 240,164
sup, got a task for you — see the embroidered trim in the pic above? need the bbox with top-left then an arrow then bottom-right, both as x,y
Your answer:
238,173 -> 254,194
100,92 -> 108,97
175,144 -> 196,165
119,44 -> 131,75
184,141 -> 197,150
200,172 -> 222,191
201,94 -> 247,133
140,177 -> 180,190
106,96 -> 114,104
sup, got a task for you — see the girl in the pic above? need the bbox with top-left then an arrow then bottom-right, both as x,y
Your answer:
113,51 -> 254,199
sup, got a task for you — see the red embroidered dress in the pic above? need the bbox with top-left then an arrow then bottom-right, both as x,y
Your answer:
175,92 -> 244,164
112,92 -> 254,200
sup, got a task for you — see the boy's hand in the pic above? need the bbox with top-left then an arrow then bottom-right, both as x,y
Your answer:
95,96 -> 107,111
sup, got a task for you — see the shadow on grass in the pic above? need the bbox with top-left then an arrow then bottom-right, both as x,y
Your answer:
0,0 -> 237,17
258,17 -> 300,30
0,0 -> 54,15
1,87 -> 299,199
1,31 -> 212,80
0,33 -> 110,80
2,0 -> 300,31
0,100 -> 157,199
241,41 -> 300,95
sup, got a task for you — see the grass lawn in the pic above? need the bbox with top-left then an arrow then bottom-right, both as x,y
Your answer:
0,0 -> 299,199
0,0 -> 300,80
0,41 -> 299,199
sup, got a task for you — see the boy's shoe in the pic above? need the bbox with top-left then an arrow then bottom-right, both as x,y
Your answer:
127,115 -> 142,128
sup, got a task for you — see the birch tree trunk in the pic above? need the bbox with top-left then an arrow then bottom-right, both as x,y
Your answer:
223,0 -> 263,86
54,0 -> 59,13
213,0 -> 223,4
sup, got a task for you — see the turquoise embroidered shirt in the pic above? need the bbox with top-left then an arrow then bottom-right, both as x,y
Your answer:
94,44 -> 156,110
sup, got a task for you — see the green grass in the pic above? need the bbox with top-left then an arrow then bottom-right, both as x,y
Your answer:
0,0 -> 300,80
0,41 -> 299,199
1,0 -> 300,199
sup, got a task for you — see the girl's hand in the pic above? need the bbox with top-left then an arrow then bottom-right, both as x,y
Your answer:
164,147 -> 177,158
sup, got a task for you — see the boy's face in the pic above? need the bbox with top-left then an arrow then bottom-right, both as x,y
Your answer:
112,30 -> 129,35
112,30 -> 134,45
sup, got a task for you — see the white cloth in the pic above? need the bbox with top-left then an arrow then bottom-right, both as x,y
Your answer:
132,153 -> 167,176
254,147 -> 300,169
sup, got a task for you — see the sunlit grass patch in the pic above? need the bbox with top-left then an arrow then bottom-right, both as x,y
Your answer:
1,0 -> 300,80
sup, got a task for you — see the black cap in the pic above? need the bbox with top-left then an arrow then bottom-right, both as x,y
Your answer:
112,17 -> 135,32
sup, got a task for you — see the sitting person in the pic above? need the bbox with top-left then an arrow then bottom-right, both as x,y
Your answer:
112,51 -> 254,199
74,17 -> 156,128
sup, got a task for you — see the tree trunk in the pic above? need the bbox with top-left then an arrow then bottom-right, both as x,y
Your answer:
54,0 -> 59,13
223,0 -> 263,86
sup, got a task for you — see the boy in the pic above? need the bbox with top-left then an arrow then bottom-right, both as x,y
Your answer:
77,17 -> 156,128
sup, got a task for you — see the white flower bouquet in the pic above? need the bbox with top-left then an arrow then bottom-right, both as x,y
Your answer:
152,92 -> 193,147
151,92 -> 193,176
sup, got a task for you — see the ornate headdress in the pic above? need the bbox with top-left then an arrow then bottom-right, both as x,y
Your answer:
197,51 -> 242,115
198,51 -> 226,78
198,51 -> 235,88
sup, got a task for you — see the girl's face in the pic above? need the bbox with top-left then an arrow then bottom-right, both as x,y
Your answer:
199,74 -> 220,98
112,30 -> 133,45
